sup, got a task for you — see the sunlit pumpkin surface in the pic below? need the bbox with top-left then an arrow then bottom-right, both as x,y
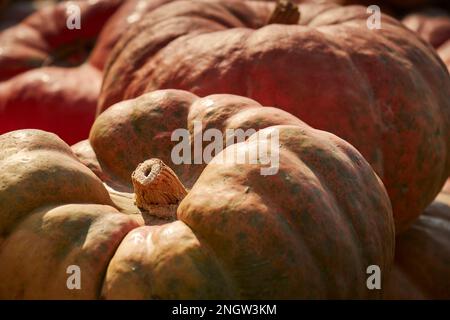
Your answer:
0,90 -> 394,299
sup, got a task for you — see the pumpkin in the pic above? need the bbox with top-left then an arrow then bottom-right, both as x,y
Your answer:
86,0 -> 370,72
0,0 -> 123,144
99,1 -> 450,232
98,0 -> 450,233
402,8 -> 450,49
384,191 -> 450,299
89,0 -> 312,70
0,90 -> 394,299
89,0 -> 175,71
402,9 -> 450,70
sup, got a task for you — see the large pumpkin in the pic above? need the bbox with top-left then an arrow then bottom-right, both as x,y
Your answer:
402,8 -> 450,49
89,0 -> 320,70
0,0 -> 123,144
0,90 -> 394,299
89,0 -> 176,71
402,9 -> 450,70
384,191 -> 450,299
98,0 -> 450,233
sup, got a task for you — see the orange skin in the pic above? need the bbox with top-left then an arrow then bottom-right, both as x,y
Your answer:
402,9 -> 450,70
384,190 -> 450,299
90,0 -> 293,70
98,0 -> 450,233
90,0 -> 175,70
402,8 -> 450,49
438,41 -> 450,70
0,0 -> 123,144
0,90 -> 394,299
0,64 -> 101,145
0,0 -> 122,80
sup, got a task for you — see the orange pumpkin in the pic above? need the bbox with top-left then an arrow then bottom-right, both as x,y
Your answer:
0,0 -> 123,144
402,9 -> 450,70
90,0 -> 174,71
98,0 -> 450,232
402,8 -> 450,49
0,90 -> 394,299
384,191 -> 450,299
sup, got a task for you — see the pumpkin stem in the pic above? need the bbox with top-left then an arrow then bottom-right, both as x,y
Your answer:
267,0 -> 300,25
131,159 -> 187,219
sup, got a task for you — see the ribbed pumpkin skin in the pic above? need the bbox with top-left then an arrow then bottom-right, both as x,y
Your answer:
98,1 -> 450,232
0,0 -> 122,80
90,0 -> 311,70
402,9 -> 450,49
0,0 -> 123,145
402,9 -> 450,70
0,90 -> 394,299
0,129 -> 137,299
90,0 -> 175,70
384,193 -> 450,299
0,64 -> 102,145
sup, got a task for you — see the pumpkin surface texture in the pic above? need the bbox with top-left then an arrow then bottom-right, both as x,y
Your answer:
0,0 -> 123,144
402,8 -> 450,49
384,190 -> 450,299
89,0 -> 176,71
0,90 -> 395,299
402,9 -> 450,70
98,0 -> 450,232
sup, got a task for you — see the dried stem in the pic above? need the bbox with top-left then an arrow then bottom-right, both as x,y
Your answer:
131,159 -> 187,219
267,0 -> 300,25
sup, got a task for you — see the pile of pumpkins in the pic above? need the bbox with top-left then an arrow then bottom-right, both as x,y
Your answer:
0,0 -> 449,299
